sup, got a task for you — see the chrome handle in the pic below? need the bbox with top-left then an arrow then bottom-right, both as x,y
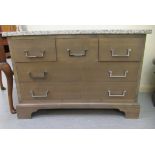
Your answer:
108,90 -> 127,97
110,48 -> 132,57
67,49 -> 87,57
28,71 -> 47,79
30,90 -> 49,98
109,70 -> 128,78
24,50 -> 45,58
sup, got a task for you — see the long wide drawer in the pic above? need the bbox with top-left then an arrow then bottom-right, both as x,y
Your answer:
18,82 -> 137,102
15,62 -> 140,82
8,36 -> 57,62
99,35 -> 146,61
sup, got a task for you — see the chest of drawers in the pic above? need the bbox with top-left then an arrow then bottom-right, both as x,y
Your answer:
5,30 -> 151,119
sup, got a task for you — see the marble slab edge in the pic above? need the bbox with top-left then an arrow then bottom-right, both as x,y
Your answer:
2,29 -> 152,37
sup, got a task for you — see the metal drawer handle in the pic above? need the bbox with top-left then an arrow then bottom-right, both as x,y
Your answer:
109,70 -> 128,78
30,90 -> 49,98
24,50 -> 45,58
28,71 -> 47,79
110,48 -> 132,57
67,49 -> 87,57
108,90 -> 127,97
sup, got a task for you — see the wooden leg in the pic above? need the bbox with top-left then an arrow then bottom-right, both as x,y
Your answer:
17,110 -> 33,119
17,106 -> 39,119
0,63 -> 16,114
119,105 -> 140,119
0,70 -> 6,90
124,111 -> 140,119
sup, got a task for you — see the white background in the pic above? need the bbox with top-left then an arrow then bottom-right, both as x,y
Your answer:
1,0 -> 155,155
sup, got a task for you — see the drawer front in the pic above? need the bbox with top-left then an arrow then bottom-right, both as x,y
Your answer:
8,36 -> 56,62
56,38 -> 98,62
83,82 -> 137,102
19,83 -> 82,101
99,35 -> 146,61
15,62 -> 140,82
19,82 -> 137,102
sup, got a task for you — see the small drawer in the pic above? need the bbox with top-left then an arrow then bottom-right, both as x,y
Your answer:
8,36 -> 56,62
83,82 -> 137,102
56,37 -> 98,62
99,35 -> 146,61
19,83 -> 82,102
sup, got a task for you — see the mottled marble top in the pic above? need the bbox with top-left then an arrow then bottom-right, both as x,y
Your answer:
2,29 -> 152,37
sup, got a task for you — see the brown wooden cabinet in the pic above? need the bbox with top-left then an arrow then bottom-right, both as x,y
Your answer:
0,25 -> 17,32
6,32 -> 148,119
0,25 -> 17,58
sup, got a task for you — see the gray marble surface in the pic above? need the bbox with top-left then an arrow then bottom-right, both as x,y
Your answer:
2,29 -> 152,37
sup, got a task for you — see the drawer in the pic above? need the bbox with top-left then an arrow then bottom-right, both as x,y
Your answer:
83,82 -> 137,102
19,82 -> 137,102
19,83 -> 83,101
56,38 -> 98,62
15,62 -> 140,82
8,36 -> 56,62
99,35 -> 146,61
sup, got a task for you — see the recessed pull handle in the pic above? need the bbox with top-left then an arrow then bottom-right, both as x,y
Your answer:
110,48 -> 132,57
30,90 -> 49,98
109,70 -> 128,78
28,71 -> 47,79
67,49 -> 87,57
108,90 -> 127,97
24,50 -> 45,58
